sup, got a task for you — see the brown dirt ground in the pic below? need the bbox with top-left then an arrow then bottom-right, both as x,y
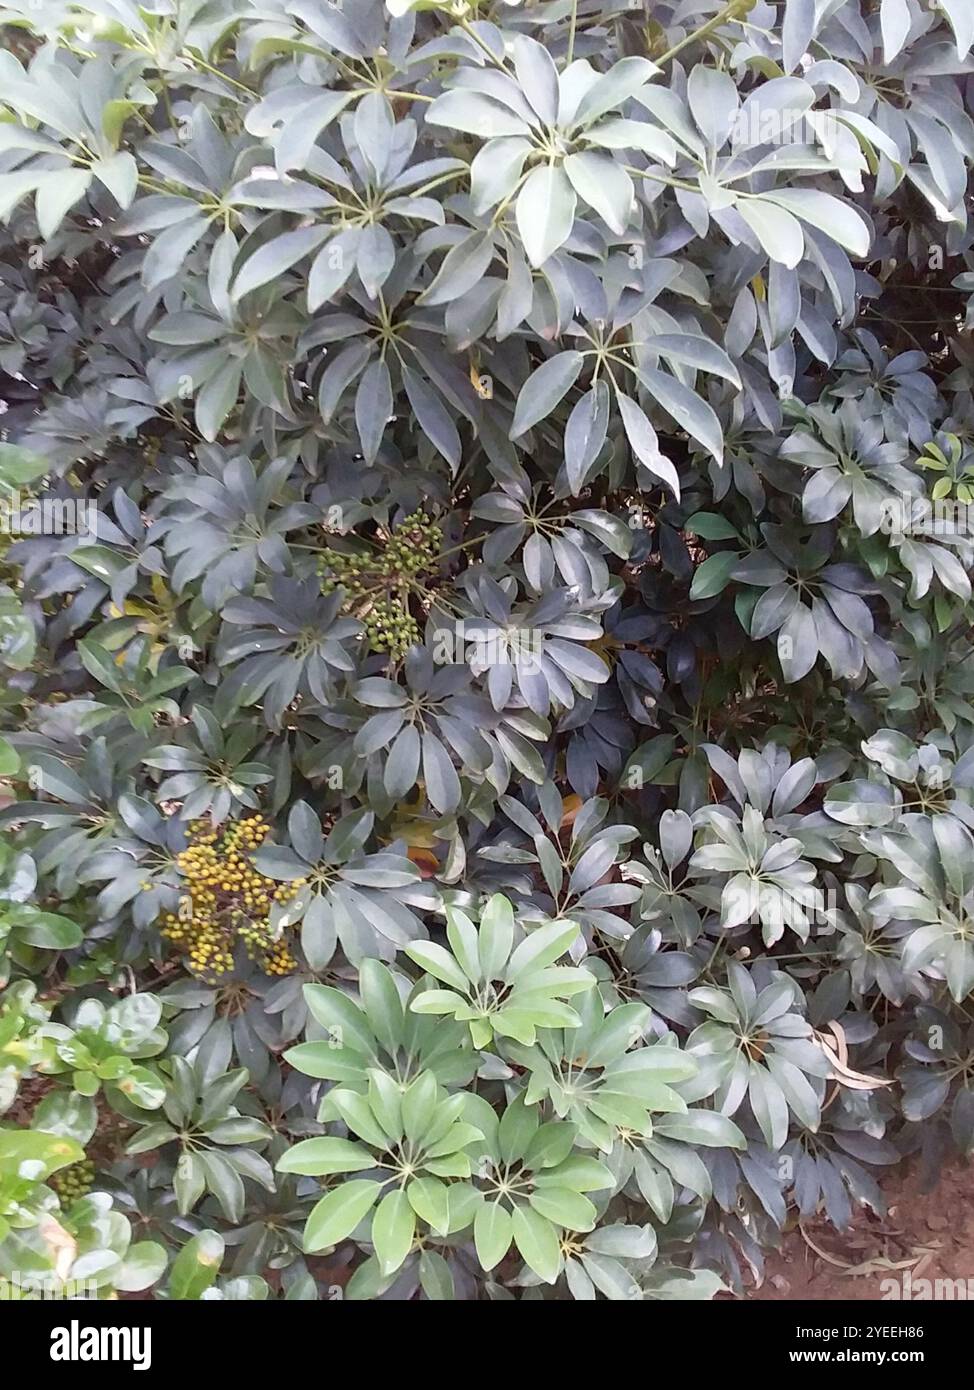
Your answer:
745,1160 -> 974,1300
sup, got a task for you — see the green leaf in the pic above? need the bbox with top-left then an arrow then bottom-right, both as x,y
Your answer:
474,1201 -> 513,1271
880,0 -> 911,64
30,1092 -> 97,1145
761,188 -> 871,258
142,215 -> 211,290
13,908 -> 83,950
308,227 -> 359,311
507,919 -> 582,980
527,1185 -> 596,1230
470,136 -> 533,216
573,56 -> 660,127
616,389 -> 680,497
736,196 -> 805,268
563,152 -> 634,235
77,639 -> 125,694
168,1232 -> 224,1300
524,1123 -> 577,1171
0,443 -> 50,492
579,1251 -> 641,1300
418,1249 -> 454,1300
409,988 -> 469,1015
585,117 -> 677,164
276,1137 -> 375,1175
231,226 -> 329,301
401,1072 -> 440,1147
0,1129 -> 83,1177
940,0 -> 974,59
684,512 -> 741,541
371,1188 -> 416,1275
421,231 -> 495,308
355,358 -> 392,464
426,90 -> 531,139
478,894 -> 515,979
535,1155 -> 614,1192
402,366 -> 461,470
747,1063 -> 789,1149
565,384 -> 610,495
511,1204 -> 562,1283
515,164 -> 576,269
195,359 -> 242,443
404,941 -> 470,991
35,168 -> 92,239
357,960 -> 403,1055
406,1176 -> 450,1235
512,36 -> 559,126
325,1090 -> 391,1149
67,545 -> 131,582
91,152 -> 138,209
511,351 -> 584,439
653,333 -> 741,388
653,1110 -> 746,1149
498,1094 -> 540,1162
304,1180 -> 383,1253
689,551 -> 739,600
354,92 -> 394,182
0,594 -> 35,671
115,1241 -> 168,1293
112,1066 -> 166,1110
637,367 -> 724,464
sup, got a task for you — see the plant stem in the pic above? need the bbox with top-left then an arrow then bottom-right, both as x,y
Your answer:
191,55 -> 258,98
656,0 -> 750,66
458,16 -> 511,72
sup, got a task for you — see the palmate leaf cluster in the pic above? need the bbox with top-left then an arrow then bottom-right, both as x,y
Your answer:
0,0 -> 973,1302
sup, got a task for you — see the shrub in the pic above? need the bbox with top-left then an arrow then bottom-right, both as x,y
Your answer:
0,0 -> 973,1301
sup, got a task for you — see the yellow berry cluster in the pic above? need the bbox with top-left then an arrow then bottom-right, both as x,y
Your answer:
159,816 -> 306,981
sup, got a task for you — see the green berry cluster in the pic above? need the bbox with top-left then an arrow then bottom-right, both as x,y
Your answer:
51,1159 -> 95,1203
318,510 -> 442,659
382,511 -> 443,571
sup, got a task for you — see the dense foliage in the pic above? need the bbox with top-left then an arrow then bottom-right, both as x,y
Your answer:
1,0 -> 974,1302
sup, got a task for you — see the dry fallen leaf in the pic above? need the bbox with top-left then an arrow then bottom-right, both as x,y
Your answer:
815,1020 -> 892,1110
39,1213 -> 77,1282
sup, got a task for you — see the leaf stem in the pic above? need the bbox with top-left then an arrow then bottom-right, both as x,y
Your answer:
624,164 -> 697,192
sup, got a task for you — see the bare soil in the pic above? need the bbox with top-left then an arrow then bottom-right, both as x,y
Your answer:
747,1160 -> 974,1300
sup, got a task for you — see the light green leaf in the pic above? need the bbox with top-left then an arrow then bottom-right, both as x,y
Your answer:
474,1201 -> 513,1271
563,151 -> 634,235
35,168 -> 92,239
511,1204 -> 562,1283
510,351 -> 583,439
404,940 -> 470,991
231,226 -> 329,301
304,1180 -> 383,1253
372,1188 -> 416,1274
515,163 -> 576,269
736,196 -> 805,269
276,1137 -> 375,1175
761,188 -> 871,257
